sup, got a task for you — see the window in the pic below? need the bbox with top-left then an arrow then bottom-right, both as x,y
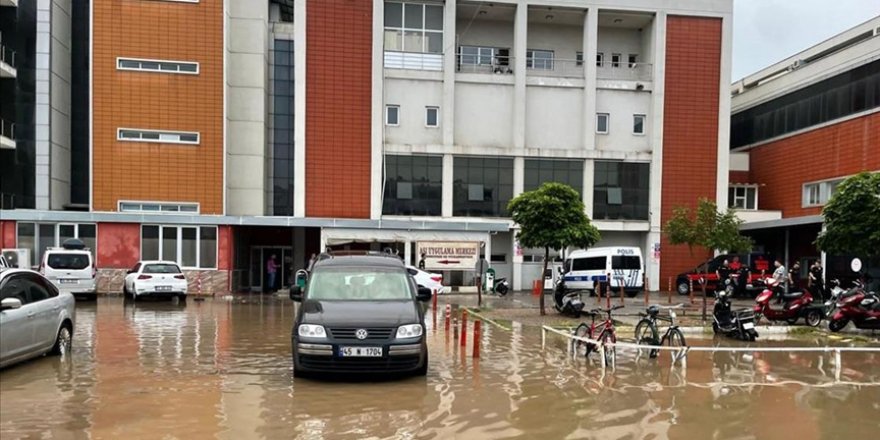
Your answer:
633,114 -> 646,135
271,38 -> 296,216
573,257 -> 606,271
457,46 -> 510,68
384,2 -> 443,53
386,105 -> 400,126
16,223 -> 97,267
453,156 -> 514,217
490,254 -> 507,263
802,178 -> 847,207
728,186 -> 758,210
117,129 -> 200,145
628,54 -> 638,68
526,50 -> 554,70
140,225 -> 217,269
524,159 -> 584,195
596,52 -> 604,67
383,155 -> 443,216
612,256 -> 641,270
593,161 -> 650,220
119,201 -> 199,213
576,51 -> 583,66
425,106 -> 439,127
611,53 -> 621,68
596,113 -> 609,134
117,57 -> 199,74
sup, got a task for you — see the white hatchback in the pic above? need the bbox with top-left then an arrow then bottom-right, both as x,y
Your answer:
123,261 -> 188,302
406,266 -> 446,294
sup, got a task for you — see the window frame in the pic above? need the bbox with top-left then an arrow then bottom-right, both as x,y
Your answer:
728,185 -> 758,210
526,49 -> 554,70
385,105 -> 400,126
632,114 -> 646,135
611,53 -> 621,68
596,113 -> 610,134
383,1 -> 444,54
627,54 -> 638,68
425,106 -> 440,127
119,201 -> 200,214
16,222 -> 97,267
117,128 -> 200,145
596,52 -> 604,67
802,177 -> 849,208
116,57 -> 200,75
140,224 -> 218,270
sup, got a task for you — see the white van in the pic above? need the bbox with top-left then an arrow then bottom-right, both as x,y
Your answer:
562,247 -> 644,297
40,239 -> 97,300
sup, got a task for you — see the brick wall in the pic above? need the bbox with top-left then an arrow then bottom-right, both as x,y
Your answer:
729,171 -> 751,185
305,0 -> 373,218
660,16 -> 723,284
92,0 -> 224,213
747,112 -> 880,218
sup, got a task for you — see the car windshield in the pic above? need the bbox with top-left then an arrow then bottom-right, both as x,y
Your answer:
143,264 -> 182,274
47,253 -> 90,270
308,267 -> 412,301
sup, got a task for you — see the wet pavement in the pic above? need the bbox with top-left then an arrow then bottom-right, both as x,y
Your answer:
1,297 -> 878,439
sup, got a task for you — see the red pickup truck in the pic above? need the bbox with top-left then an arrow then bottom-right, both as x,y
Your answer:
675,253 -> 775,297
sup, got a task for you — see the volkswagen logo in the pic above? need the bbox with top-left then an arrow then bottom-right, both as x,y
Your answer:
355,329 -> 368,340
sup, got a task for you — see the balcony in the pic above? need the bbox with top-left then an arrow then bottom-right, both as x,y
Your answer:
525,58 -> 582,78
0,119 -> 15,150
383,50 -> 442,72
596,61 -> 652,82
0,32 -> 15,78
0,0 -> 18,7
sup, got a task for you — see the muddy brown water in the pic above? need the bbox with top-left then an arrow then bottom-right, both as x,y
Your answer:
0,298 -> 878,439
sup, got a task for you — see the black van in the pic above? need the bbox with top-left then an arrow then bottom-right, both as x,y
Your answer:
289,253 -> 432,377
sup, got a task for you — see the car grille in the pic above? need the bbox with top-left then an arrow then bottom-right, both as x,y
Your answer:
298,354 -> 420,372
328,327 -> 395,341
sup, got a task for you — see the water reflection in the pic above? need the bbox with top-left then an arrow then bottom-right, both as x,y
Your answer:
0,298 -> 877,440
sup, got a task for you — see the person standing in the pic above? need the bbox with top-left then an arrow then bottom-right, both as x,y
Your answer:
418,253 -> 426,270
788,261 -> 801,290
266,254 -> 280,293
772,260 -> 786,301
809,260 -> 825,301
716,259 -> 732,288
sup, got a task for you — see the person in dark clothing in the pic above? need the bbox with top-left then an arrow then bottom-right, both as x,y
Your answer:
809,260 -> 825,301
418,253 -> 426,270
715,259 -> 732,291
788,262 -> 801,291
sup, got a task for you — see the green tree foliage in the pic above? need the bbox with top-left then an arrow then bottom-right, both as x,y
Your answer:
664,198 -> 752,320
816,172 -> 880,258
508,182 -> 601,315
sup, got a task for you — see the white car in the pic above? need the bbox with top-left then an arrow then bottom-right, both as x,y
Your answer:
406,266 -> 446,294
0,268 -> 76,369
123,261 -> 188,302
40,239 -> 97,300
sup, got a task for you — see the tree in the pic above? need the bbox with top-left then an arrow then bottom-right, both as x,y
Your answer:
664,198 -> 753,321
508,182 -> 601,315
816,172 -> 880,259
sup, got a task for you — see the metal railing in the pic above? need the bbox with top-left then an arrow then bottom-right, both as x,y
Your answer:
456,56 -> 515,75
0,119 -> 14,140
526,58 -> 584,78
597,61 -> 652,81
383,50 -> 443,71
0,31 -> 15,68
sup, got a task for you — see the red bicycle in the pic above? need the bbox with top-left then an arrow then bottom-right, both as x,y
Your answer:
571,305 -> 623,367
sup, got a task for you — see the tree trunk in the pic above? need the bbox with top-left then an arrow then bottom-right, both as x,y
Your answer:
540,247 -> 548,316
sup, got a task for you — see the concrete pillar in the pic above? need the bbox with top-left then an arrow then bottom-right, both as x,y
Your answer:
513,156 -> 524,196
649,13 -> 667,288
442,154 -> 454,217
583,9 -> 598,150
293,0 -> 308,218
512,3 -> 527,149
512,228 -> 523,291
404,240 -> 412,266
370,0 -> 386,219
583,159 -> 595,216
645,231 -> 660,291
442,0 -> 456,147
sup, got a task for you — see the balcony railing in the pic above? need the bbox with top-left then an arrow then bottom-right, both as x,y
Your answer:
384,51 -> 443,71
597,61 -> 652,81
0,31 -> 15,68
525,58 -> 583,78
456,56 -> 514,75
0,119 -> 14,140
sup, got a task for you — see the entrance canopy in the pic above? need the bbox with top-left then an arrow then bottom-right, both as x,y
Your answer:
321,228 -> 491,247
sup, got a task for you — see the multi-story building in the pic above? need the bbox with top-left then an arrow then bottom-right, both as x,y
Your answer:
728,15 -> 880,282
1,0 -> 733,294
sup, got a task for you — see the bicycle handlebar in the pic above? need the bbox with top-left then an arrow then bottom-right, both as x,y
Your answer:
590,305 -> 625,315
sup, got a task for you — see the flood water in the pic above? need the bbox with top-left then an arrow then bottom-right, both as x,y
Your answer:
1,297 -> 878,439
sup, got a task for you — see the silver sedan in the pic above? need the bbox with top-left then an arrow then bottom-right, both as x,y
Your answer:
0,268 -> 76,369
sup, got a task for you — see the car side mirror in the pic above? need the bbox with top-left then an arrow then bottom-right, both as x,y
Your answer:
289,286 -> 303,302
416,286 -> 432,302
126,270 -> 133,275
1,298 -> 22,311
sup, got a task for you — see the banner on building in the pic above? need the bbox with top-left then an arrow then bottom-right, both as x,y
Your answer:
416,241 -> 480,271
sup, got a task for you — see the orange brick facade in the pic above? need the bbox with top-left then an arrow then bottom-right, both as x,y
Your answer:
660,16 -> 723,283
92,0 -> 224,214
746,112 -> 880,218
305,0 -> 373,219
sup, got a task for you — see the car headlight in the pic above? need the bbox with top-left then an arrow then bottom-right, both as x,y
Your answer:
298,324 -> 327,339
396,324 -> 423,339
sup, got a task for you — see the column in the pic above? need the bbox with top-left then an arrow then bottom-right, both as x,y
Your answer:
582,9 -> 598,150
442,153 -> 454,217
442,0 -> 456,147
648,12 -> 666,290
293,0 -> 308,217
513,156 -> 524,196
644,231 -> 661,291
512,2 -> 527,149
404,240 -> 413,267
583,159 -> 595,216
512,228 -> 523,291
370,0 -> 386,219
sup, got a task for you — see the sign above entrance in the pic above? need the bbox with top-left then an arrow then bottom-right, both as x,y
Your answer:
416,241 -> 480,271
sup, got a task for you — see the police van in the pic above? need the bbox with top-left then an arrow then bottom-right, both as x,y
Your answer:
562,247 -> 644,297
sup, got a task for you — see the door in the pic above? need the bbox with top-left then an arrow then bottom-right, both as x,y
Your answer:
0,277 -> 35,364
250,248 -> 262,292
24,274 -> 59,350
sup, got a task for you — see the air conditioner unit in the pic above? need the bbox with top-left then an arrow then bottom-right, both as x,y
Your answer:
2,248 -> 32,269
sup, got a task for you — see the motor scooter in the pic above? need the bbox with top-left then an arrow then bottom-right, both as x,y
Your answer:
554,275 -> 585,317
713,281 -> 759,341
828,284 -> 880,332
753,278 -> 823,326
493,277 -> 510,296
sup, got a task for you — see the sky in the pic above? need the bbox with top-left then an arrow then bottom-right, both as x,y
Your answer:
732,0 -> 880,81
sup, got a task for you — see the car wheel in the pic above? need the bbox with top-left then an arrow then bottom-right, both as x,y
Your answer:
50,323 -> 73,356
677,282 -> 690,296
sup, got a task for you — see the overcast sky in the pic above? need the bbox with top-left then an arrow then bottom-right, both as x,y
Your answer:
732,0 -> 880,80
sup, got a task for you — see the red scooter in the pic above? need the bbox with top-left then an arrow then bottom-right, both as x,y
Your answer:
753,278 -> 823,327
828,286 -> 880,332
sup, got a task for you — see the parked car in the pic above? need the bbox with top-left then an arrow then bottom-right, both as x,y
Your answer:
406,265 -> 446,294
0,268 -> 76,369
289,253 -> 431,377
123,261 -> 188,302
675,252 -> 775,296
40,239 -> 97,300
561,247 -> 644,297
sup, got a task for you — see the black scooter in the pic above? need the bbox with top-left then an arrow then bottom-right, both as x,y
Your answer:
554,274 -> 585,317
712,281 -> 759,341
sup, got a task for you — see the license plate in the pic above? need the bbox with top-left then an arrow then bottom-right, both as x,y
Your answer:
155,285 -> 172,292
340,346 -> 382,357
59,279 -> 77,284
743,322 -> 755,330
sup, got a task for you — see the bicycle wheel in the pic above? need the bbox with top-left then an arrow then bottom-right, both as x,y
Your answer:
664,328 -> 687,362
571,323 -> 591,357
600,330 -> 616,368
634,319 -> 659,358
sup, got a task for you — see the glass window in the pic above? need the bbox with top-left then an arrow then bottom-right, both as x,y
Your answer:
633,114 -> 646,134
628,54 -> 638,68
729,186 -> 758,210
453,156 -> 514,217
404,3 -> 423,28
386,105 -> 399,125
424,5 -> 443,30
596,52 -> 604,67
181,227 -> 197,268
59,225 -> 75,244
573,257 -> 606,271
142,226 -> 160,260
523,159 -> 584,195
143,263 -> 182,274
611,53 -> 621,68
38,224 -> 54,264
425,32 -> 443,54
593,161 -> 650,220
526,50 -> 554,70
384,2 -> 402,27
383,155 -> 442,216
199,227 -> 217,269
426,106 -> 439,127
804,183 -> 821,206
384,29 -> 403,51
576,51 -> 583,66
46,253 -> 90,270
308,268 -> 412,301
162,226 -> 177,262
26,280 -> 50,303
78,224 -> 97,256
597,113 -> 609,134
612,255 -> 641,270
